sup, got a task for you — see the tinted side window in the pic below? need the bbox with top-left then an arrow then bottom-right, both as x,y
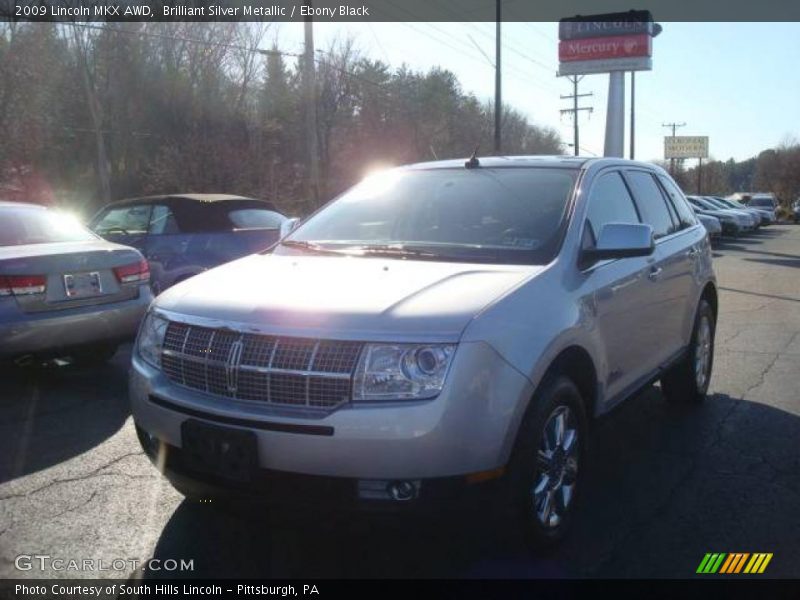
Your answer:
92,205 -> 151,235
227,208 -> 284,229
658,175 -> 697,228
585,171 -> 640,242
625,171 -> 676,239
149,205 -> 181,235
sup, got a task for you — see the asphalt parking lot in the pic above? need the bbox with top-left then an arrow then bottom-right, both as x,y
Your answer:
1,224 -> 799,579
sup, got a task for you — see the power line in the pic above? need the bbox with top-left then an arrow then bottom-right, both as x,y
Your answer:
68,22 -> 386,89
560,76 -> 593,156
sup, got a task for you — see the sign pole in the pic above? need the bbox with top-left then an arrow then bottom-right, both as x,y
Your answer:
494,0 -> 502,153
604,71 -> 625,158
697,158 -> 702,194
629,71 -> 635,159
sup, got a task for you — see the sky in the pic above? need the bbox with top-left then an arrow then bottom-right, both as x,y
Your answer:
269,21 -> 800,163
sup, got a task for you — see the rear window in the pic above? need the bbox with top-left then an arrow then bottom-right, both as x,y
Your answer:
0,207 -> 96,246
227,208 -> 284,229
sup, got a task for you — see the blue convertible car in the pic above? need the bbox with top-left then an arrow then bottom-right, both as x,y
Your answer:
90,194 -> 286,294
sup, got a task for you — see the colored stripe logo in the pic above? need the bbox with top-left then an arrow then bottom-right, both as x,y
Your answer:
697,553 -> 773,574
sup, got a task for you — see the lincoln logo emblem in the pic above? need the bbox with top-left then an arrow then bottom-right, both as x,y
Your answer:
225,338 -> 244,393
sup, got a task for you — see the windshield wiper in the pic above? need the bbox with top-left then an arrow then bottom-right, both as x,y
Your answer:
279,240 -> 343,255
351,244 -> 440,259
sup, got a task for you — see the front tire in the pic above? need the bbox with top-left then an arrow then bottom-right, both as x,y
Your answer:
505,375 -> 588,551
661,299 -> 715,403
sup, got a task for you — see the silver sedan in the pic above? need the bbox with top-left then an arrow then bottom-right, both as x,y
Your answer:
0,201 -> 152,364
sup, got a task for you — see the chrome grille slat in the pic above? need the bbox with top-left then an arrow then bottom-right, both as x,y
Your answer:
160,321 -> 361,410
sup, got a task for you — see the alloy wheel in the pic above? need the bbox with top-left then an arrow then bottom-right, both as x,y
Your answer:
694,315 -> 712,391
532,405 -> 579,529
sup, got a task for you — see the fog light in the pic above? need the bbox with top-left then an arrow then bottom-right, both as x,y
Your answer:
387,480 -> 419,502
358,479 -> 420,501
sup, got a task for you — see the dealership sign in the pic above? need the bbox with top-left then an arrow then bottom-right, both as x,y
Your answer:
664,136 -> 709,159
558,10 -> 657,77
559,34 -> 652,62
559,11 -> 656,40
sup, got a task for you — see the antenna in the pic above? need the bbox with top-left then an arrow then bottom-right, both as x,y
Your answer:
465,145 -> 481,169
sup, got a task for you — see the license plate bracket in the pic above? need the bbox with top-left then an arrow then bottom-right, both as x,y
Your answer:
63,271 -> 102,298
181,420 -> 257,482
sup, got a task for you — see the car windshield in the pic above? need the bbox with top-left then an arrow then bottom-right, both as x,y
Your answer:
693,197 -> 718,210
750,198 -> 774,207
277,167 -> 578,265
704,198 -> 729,209
0,206 -> 96,246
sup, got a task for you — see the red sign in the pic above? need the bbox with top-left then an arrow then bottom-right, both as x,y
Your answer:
559,34 -> 652,62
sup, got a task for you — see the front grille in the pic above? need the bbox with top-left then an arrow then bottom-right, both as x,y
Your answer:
161,321 -> 362,410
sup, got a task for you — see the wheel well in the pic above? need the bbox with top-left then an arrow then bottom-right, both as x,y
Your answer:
701,282 -> 718,320
544,346 -> 598,419
174,272 -> 199,285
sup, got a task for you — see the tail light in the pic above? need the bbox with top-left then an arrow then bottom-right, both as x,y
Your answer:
0,275 -> 47,296
114,259 -> 150,284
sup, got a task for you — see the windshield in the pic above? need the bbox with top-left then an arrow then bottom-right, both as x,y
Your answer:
749,198 -> 775,208
704,198 -> 729,209
692,197 -> 717,210
278,167 -> 578,265
0,207 -> 96,246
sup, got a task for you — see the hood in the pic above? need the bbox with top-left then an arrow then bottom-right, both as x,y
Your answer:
155,253 -> 539,342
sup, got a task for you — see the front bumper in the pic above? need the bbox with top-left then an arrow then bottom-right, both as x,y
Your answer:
130,340 -> 534,485
0,288 -> 152,359
136,424 -> 502,513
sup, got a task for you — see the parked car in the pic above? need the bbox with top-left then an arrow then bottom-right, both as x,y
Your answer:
744,195 -> 779,221
702,196 -> 759,229
716,196 -> 774,225
793,201 -> 800,223
131,157 -> 717,548
89,194 -> 286,294
686,196 -> 745,236
695,212 -> 722,241
0,201 -> 152,364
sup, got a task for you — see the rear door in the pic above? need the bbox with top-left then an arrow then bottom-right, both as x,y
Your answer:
623,169 -> 694,367
581,170 -> 654,400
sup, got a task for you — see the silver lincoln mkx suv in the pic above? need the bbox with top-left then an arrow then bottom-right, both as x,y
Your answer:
130,156 -> 717,548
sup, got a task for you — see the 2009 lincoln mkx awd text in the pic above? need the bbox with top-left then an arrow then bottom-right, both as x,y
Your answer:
130,156 -> 717,548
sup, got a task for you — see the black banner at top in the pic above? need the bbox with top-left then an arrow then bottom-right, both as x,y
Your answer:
1,0 -> 800,22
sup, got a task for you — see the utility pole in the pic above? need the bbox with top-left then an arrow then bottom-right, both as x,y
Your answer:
629,72 -> 635,159
697,158 -> 703,194
662,121 -> 686,176
494,0 -> 502,153
303,3 -> 320,209
560,76 -> 593,156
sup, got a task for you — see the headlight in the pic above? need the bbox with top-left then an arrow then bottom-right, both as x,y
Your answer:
353,343 -> 456,402
137,311 -> 169,368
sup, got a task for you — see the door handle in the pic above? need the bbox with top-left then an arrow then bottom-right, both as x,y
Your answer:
648,266 -> 663,281
686,247 -> 699,259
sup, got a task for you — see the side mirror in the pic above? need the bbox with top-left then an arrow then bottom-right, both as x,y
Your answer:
279,217 -> 300,239
582,223 -> 655,263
